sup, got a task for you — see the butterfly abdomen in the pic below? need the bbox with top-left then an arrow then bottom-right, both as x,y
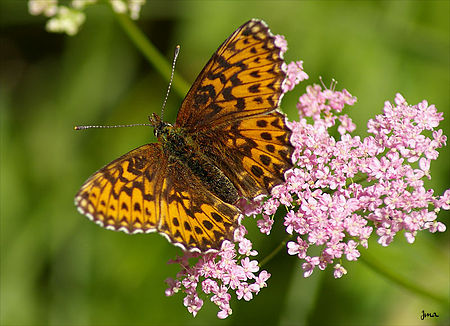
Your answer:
163,127 -> 239,205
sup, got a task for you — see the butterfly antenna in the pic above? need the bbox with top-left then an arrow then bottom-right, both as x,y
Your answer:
75,46 -> 181,131
160,45 -> 181,121
74,123 -> 153,130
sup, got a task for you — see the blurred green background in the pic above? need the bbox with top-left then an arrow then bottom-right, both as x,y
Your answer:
1,1 -> 449,325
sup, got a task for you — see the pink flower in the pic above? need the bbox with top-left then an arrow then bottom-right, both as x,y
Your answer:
333,264 -> 348,278
287,236 -> 309,259
165,277 -> 181,296
222,265 -> 245,290
211,285 -> 232,319
253,270 -> 271,293
183,293 -> 203,317
287,241 -> 300,256
233,225 -> 248,242
435,189 -> 450,210
263,198 -> 280,215
338,114 -> 356,135
257,214 -> 274,235
282,61 -> 309,92
344,240 -> 361,261
220,240 -> 236,257
302,256 -> 320,278
217,307 -> 232,320
284,210 -> 298,234
376,226 -> 394,247
237,197 -> 263,216
236,283 -> 253,301
202,279 -> 219,294
272,89 -> 446,281
426,221 -> 446,233
274,34 -> 287,55
238,238 -> 258,256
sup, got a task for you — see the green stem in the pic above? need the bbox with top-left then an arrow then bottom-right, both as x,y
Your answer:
350,174 -> 369,185
359,252 -> 447,304
114,13 -> 190,98
259,234 -> 293,267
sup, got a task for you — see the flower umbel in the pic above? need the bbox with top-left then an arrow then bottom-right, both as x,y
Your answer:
165,231 -> 270,319
165,32 -> 447,318
28,0 -> 146,35
259,88 -> 447,279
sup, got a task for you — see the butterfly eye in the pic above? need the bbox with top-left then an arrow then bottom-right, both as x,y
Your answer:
153,121 -> 172,139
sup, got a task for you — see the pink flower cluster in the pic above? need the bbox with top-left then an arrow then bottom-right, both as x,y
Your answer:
165,226 -> 270,319
255,88 -> 448,278
282,61 -> 309,92
275,34 -> 309,93
164,34 -> 448,319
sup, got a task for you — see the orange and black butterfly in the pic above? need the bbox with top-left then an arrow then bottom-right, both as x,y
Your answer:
75,19 -> 293,252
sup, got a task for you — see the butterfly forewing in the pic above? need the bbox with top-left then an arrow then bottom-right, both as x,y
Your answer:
178,19 -> 292,198
176,20 -> 286,131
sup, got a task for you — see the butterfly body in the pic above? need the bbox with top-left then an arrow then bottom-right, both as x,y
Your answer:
76,19 -> 293,252
151,113 -> 240,205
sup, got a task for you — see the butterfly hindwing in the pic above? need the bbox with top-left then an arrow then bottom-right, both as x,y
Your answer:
194,111 -> 293,199
161,162 -> 239,251
75,144 -> 239,251
75,144 -> 166,233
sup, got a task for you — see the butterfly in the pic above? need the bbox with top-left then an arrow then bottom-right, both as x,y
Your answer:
75,19 -> 293,252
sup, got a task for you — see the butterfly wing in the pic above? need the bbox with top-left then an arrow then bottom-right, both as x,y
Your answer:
75,144 -> 165,234
75,144 -> 239,252
161,161 -> 239,251
175,19 -> 286,132
194,111 -> 293,199
175,19 -> 292,198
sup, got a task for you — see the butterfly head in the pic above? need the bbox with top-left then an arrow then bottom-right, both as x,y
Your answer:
149,113 -> 172,141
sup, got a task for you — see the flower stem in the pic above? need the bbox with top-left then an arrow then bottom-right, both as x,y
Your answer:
359,251 -> 447,304
114,13 -> 190,98
259,234 -> 293,267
